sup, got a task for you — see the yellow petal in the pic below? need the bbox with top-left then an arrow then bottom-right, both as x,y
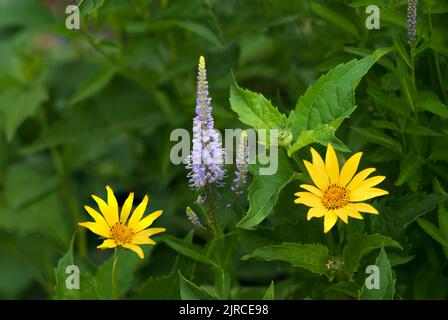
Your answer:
346,168 -> 376,190
350,188 -> 389,202
136,228 -> 166,238
299,184 -> 323,196
353,176 -> 386,190
304,160 -> 329,191
122,243 -> 144,259
311,148 -> 330,186
294,193 -> 322,207
325,144 -> 339,184
307,207 -> 327,220
344,206 -> 364,219
78,221 -> 110,238
134,210 -> 163,233
106,186 -> 119,225
127,195 -> 149,230
84,205 -> 110,229
132,233 -> 157,245
339,152 -> 363,187
347,202 -> 379,214
324,210 -> 338,233
334,208 -> 348,224
97,239 -> 117,249
92,194 -> 117,226
120,192 -> 134,223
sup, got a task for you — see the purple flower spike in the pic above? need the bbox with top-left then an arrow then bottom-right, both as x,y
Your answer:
407,0 -> 418,44
186,56 -> 225,189
231,131 -> 249,197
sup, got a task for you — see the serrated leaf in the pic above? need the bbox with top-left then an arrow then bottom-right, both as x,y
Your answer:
395,153 -> 425,186
229,75 -> 287,147
371,193 -> 448,241
288,49 -> 390,155
417,91 -> 448,118
417,218 -> 448,248
237,150 -> 298,230
352,127 -> 403,154
179,272 -> 217,300
343,233 -> 402,278
242,242 -> 331,278
287,123 -> 349,156
404,125 -> 441,136
359,247 -> 395,300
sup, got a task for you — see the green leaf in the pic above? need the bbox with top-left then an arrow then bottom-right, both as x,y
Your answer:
229,75 -> 287,147
351,127 -> 403,154
237,150 -> 298,230
70,66 -> 118,106
0,82 -> 48,141
0,194 -> 70,246
164,236 -> 218,267
404,125 -> 441,136
395,153 -> 425,186
309,2 -> 359,38
327,281 -> 359,299
372,193 -> 448,241
4,160 -> 58,209
22,87 -> 164,154
179,272 -> 217,300
262,281 -> 275,300
176,21 -> 224,48
417,91 -> 448,118
287,49 -> 390,153
78,0 -> 105,15
417,218 -> 448,248
242,242 -> 331,279
359,247 -> 395,300
343,233 -> 402,278
54,233 -> 98,299
287,123 -> 349,156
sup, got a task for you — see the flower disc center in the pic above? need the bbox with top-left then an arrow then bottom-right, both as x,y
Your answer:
323,185 -> 349,209
110,223 -> 134,244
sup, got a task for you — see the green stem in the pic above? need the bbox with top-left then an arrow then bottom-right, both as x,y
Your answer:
325,231 -> 337,254
112,247 -> 121,300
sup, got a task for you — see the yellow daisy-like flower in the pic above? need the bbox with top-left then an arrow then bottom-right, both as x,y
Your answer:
294,144 -> 388,233
79,186 -> 166,259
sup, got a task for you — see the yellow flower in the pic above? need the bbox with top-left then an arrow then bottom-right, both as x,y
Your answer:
79,186 -> 166,259
294,144 -> 388,233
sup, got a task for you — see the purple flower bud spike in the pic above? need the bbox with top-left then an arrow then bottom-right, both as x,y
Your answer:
186,56 -> 225,189
231,130 -> 249,197
407,0 -> 418,44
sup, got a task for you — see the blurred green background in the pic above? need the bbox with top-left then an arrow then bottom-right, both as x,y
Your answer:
0,0 -> 447,299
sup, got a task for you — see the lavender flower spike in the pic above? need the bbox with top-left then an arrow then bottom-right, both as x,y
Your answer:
186,56 -> 225,189
231,130 -> 249,197
407,0 -> 418,44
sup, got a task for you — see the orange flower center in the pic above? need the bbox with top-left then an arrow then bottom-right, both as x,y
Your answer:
323,184 -> 349,209
110,223 -> 134,244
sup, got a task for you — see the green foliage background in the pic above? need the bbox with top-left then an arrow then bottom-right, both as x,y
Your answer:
0,0 -> 447,299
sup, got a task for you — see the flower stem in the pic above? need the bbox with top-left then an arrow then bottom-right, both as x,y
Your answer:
112,247 -> 121,300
